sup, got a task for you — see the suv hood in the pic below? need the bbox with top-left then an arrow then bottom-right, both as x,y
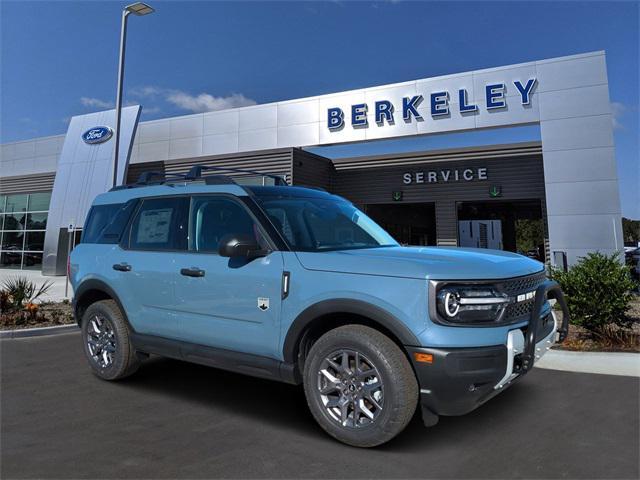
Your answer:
295,246 -> 544,280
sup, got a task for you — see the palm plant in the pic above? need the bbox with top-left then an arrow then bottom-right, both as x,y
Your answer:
1,277 -> 54,312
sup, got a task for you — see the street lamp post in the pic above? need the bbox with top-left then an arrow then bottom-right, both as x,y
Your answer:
112,2 -> 155,188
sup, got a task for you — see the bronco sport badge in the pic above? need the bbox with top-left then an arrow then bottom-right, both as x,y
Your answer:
257,297 -> 270,311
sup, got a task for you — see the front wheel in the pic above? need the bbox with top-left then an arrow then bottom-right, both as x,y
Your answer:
303,325 -> 418,447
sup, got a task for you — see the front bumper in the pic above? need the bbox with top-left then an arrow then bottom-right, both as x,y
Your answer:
409,280 -> 569,424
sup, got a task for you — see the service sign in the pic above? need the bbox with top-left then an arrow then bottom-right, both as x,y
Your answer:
82,126 -> 113,144
327,79 -> 537,130
403,167 -> 488,185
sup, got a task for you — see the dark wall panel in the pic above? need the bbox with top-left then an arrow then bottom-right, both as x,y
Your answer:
0,172 -> 56,195
333,154 -> 545,206
126,161 -> 165,184
291,149 -> 335,190
123,149 -> 295,185
331,146 -> 546,247
435,201 -> 458,246
164,149 -> 294,182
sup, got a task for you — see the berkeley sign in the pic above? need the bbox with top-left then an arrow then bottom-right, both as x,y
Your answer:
327,78 -> 537,130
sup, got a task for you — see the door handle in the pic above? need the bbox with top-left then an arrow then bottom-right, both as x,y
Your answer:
112,263 -> 131,272
180,267 -> 205,278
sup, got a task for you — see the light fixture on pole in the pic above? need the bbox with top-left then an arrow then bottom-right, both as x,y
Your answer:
112,2 -> 155,188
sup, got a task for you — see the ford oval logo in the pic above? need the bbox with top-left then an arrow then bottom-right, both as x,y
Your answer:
82,126 -> 113,144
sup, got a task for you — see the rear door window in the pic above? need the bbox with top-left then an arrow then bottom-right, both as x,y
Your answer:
128,197 -> 189,251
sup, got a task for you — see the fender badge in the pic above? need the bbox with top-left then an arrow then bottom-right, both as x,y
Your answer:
258,297 -> 270,311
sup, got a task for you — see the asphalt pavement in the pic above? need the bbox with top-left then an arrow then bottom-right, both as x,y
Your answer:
1,332 -> 638,479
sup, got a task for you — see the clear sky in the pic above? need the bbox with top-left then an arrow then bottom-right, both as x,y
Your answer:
1,1 -> 638,217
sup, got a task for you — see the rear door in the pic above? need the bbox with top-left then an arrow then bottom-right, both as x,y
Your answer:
172,195 -> 284,358
114,196 -> 189,340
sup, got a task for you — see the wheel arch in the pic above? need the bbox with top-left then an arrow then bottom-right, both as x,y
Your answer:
283,299 -> 419,370
73,280 -> 134,331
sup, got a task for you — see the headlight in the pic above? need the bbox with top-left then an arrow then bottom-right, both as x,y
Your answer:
435,285 -> 510,324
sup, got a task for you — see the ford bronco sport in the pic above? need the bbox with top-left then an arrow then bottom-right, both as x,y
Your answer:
70,166 -> 569,447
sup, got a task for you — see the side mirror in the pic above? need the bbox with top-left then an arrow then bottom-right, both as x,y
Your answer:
218,234 -> 265,259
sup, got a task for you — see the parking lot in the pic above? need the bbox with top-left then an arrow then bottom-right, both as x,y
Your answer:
1,332 -> 638,479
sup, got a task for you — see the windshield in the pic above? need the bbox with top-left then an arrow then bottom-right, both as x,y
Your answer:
255,195 -> 398,252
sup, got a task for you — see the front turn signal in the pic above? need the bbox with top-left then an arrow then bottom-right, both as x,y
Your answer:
413,352 -> 433,364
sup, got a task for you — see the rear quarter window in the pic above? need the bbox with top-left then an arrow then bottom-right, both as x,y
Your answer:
82,200 -> 138,244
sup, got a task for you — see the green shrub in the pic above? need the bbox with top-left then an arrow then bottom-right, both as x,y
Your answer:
550,252 -> 637,333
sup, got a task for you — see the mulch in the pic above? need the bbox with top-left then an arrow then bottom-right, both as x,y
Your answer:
552,296 -> 640,353
0,301 -> 75,331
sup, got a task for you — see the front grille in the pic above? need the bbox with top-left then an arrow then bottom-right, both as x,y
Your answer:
501,271 -> 546,297
500,271 -> 547,322
505,299 -> 536,320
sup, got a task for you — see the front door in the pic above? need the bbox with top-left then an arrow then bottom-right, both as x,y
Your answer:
173,195 -> 283,358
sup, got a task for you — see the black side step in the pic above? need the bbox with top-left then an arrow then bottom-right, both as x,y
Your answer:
130,333 -> 300,385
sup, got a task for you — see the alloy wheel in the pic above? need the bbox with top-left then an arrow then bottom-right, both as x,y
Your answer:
86,315 -> 116,368
316,349 -> 384,428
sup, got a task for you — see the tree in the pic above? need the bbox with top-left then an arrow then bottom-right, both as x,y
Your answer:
622,217 -> 640,245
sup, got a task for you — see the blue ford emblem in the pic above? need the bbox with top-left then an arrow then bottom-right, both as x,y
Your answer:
82,126 -> 113,144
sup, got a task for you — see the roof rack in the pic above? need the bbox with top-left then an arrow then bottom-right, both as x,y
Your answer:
185,165 -> 289,186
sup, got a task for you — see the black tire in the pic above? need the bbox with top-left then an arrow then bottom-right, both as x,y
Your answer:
81,299 -> 140,380
303,325 -> 418,447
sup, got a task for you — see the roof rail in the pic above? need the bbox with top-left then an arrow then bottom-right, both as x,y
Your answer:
185,165 -> 289,186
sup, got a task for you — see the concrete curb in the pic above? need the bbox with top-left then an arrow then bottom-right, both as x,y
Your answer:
535,349 -> 640,377
0,324 -> 79,339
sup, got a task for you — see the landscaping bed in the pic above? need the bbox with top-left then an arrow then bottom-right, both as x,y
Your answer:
0,301 -> 75,331
550,252 -> 640,354
1,276 -> 74,331
553,311 -> 640,353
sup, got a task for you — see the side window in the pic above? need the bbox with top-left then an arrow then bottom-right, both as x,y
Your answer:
190,196 -> 264,253
82,200 -> 138,244
129,197 -> 189,251
83,204 -> 123,244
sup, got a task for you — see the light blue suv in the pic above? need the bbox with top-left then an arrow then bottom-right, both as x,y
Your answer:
70,167 -> 569,447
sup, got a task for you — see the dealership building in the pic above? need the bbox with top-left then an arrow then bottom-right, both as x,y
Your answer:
0,51 -> 624,275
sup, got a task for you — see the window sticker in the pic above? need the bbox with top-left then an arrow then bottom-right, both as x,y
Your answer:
136,208 -> 172,244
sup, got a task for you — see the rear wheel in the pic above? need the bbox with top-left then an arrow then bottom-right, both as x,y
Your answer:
81,299 -> 140,380
303,325 -> 418,447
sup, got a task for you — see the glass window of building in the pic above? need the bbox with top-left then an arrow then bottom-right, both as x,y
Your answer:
0,192 -> 51,270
